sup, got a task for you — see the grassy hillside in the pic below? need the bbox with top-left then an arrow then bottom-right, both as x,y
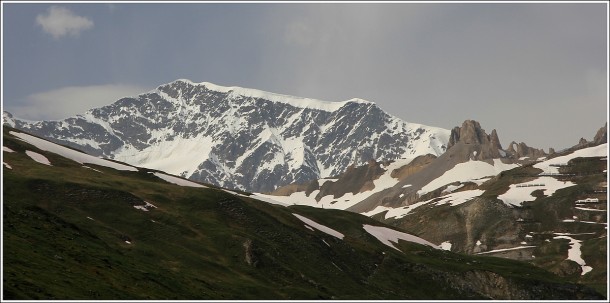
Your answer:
2,127 -> 604,300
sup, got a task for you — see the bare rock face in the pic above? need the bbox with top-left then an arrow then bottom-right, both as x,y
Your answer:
593,122 -> 607,145
313,159 -> 387,199
448,120 -> 487,147
579,137 -> 588,146
446,120 -> 503,160
506,141 -> 547,159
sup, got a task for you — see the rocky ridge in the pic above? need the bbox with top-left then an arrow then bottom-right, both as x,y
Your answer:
3,79 -> 450,192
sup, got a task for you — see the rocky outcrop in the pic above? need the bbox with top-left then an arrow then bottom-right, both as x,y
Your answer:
390,154 -> 437,180
506,141 -> 547,159
446,120 -> 504,160
579,137 -> 588,146
321,160 -> 387,196
593,122 -> 607,145
447,120 -> 501,149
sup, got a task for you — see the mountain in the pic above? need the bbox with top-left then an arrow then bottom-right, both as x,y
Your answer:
264,121 -> 608,295
2,126 -> 604,300
264,119 -> 525,211
3,79 -> 449,193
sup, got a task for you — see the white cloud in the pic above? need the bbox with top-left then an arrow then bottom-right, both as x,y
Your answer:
13,84 -> 149,120
36,6 -> 94,39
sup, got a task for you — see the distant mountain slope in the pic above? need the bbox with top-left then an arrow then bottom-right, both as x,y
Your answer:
3,79 -> 449,192
264,121 -> 608,295
2,126 -> 604,300
264,120 -> 528,211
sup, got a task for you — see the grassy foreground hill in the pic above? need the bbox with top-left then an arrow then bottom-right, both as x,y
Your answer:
1,127 -> 605,300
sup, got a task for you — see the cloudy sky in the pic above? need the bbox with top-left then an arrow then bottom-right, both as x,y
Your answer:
2,2 -> 607,150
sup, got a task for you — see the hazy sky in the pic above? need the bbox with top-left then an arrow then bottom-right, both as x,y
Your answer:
2,2 -> 608,150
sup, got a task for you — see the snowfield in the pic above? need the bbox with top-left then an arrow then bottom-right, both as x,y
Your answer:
11,131 -> 138,171
497,176 -> 575,206
362,189 -> 484,219
257,157 -> 416,210
116,135 -> 214,178
362,224 -> 438,251
418,159 -> 519,195
292,214 -> 344,239
534,143 -> 607,174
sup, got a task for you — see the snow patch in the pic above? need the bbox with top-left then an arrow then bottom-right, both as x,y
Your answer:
152,172 -> 206,188
553,235 -> 593,275
418,159 -> 518,195
362,224 -> 438,251
82,165 -> 102,173
25,150 -> 52,166
430,189 -> 483,207
534,143 -> 607,174
133,201 -> 158,212
293,214 -> 344,239
475,246 -> 536,255
258,158 -> 414,210
442,184 -> 464,194
562,219 -> 607,225
248,193 -> 291,206
440,241 -> 452,251
497,176 -> 575,206
11,131 -> 137,171
3,162 -> 12,169
574,207 -> 606,212
553,232 -> 596,236
318,178 -> 338,187
576,198 -> 599,203
362,189 -> 483,220
3,146 -> 15,153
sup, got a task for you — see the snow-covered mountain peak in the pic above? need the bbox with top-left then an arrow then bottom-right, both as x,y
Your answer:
160,79 -> 377,113
6,79 -> 451,192
3,111 -> 16,127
